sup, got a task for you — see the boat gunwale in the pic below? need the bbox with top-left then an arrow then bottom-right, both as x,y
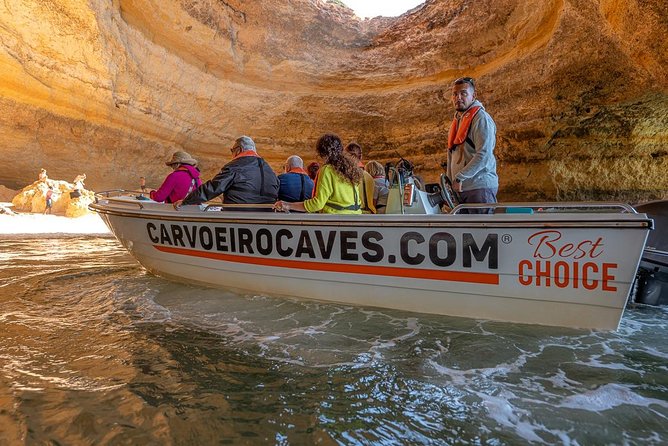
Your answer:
89,191 -> 653,229
90,204 -> 653,229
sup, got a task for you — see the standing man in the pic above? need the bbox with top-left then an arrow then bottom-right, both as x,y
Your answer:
446,77 -> 498,214
180,136 -> 279,208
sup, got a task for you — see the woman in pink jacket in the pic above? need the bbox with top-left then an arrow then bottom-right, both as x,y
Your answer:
150,151 -> 202,203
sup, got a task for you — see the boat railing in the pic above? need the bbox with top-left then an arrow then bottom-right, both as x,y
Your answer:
202,203 -> 275,212
94,189 -> 151,209
94,190 -> 277,212
644,247 -> 668,258
451,202 -> 638,214
95,189 -> 141,199
94,190 -> 639,216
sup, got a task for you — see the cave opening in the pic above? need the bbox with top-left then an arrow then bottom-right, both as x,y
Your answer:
338,0 -> 425,18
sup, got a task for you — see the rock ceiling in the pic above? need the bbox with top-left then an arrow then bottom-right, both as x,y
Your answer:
0,0 -> 666,201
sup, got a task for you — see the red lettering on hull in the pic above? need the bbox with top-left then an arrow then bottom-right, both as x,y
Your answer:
518,260 -> 617,292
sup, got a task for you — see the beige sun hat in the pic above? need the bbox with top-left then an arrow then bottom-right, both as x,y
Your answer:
165,151 -> 198,166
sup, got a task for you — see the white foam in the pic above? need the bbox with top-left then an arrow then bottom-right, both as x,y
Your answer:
0,212 -> 110,234
558,383 -> 668,411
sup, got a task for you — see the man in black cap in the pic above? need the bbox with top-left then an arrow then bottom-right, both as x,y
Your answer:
180,136 -> 279,208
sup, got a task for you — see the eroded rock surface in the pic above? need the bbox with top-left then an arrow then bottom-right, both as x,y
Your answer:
0,185 -> 17,203
12,180 -> 95,217
0,0 -> 666,201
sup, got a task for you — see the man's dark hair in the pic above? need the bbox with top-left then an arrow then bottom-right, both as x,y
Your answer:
344,142 -> 362,161
454,77 -> 475,90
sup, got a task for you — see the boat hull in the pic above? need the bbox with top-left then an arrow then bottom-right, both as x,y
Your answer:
92,197 -> 651,330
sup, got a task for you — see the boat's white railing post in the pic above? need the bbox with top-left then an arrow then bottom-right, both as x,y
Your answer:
385,167 -> 405,215
388,167 -> 405,215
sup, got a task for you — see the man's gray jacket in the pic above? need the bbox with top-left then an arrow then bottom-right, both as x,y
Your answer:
447,100 -> 499,191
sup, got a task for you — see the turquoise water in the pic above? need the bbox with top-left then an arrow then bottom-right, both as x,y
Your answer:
1,235 -> 667,444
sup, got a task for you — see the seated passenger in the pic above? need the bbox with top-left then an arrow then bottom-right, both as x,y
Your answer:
306,161 -> 320,181
344,142 -> 376,214
278,155 -> 314,202
150,151 -> 202,203
365,161 -> 389,214
273,134 -> 362,214
180,136 -> 279,208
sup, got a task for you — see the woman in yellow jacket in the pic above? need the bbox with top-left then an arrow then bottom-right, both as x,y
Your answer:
273,134 -> 362,214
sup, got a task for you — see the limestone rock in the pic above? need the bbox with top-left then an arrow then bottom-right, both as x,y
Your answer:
11,180 -> 95,217
0,185 -> 17,203
0,0 -> 666,202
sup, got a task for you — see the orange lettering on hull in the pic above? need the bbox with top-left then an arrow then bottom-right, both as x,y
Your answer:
518,260 -> 617,292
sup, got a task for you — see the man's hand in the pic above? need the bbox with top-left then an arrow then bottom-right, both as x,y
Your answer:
173,199 -> 183,210
453,180 -> 463,193
273,200 -> 290,212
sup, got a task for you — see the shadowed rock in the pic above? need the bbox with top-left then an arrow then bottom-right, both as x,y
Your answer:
0,0 -> 666,201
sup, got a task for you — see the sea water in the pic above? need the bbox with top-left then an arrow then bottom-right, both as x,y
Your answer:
0,235 -> 667,445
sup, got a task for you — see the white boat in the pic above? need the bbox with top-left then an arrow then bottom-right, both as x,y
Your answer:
90,188 -> 652,331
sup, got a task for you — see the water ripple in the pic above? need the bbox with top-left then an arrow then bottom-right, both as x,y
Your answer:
0,235 -> 666,444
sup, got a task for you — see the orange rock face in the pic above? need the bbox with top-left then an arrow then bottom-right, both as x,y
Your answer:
0,0 -> 666,201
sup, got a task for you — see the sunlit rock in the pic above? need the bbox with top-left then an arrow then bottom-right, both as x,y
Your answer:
0,0 -> 665,201
11,179 -> 95,217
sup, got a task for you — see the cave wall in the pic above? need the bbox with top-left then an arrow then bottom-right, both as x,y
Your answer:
0,0 -> 666,201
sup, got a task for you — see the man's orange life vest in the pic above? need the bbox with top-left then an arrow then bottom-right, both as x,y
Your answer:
448,106 -> 481,151
286,167 -> 309,175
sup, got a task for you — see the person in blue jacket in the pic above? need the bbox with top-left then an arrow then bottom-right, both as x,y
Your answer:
277,155 -> 314,202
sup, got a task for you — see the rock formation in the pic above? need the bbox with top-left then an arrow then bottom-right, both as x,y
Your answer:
12,179 -> 95,217
0,185 -> 17,203
0,0 -> 666,201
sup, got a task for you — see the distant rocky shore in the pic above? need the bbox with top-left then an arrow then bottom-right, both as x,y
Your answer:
10,174 -> 95,218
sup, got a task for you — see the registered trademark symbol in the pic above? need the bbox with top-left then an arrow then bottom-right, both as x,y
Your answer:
502,234 -> 512,244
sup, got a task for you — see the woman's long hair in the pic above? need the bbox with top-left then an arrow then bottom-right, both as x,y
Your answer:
316,134 -> 362,184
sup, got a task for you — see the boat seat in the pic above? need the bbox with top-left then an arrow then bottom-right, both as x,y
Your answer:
505,207 -> 534,214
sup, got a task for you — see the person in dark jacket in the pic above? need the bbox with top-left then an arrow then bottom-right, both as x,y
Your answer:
278,155 -> 314,203
180,136 -> 279,208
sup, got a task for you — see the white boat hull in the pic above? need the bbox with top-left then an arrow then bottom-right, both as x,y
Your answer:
92,197 -> 651,330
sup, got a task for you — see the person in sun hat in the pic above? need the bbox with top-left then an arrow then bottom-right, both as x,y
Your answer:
180,136 -> 279,209
446,76 -> 498,214
149,150 -> 202,203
